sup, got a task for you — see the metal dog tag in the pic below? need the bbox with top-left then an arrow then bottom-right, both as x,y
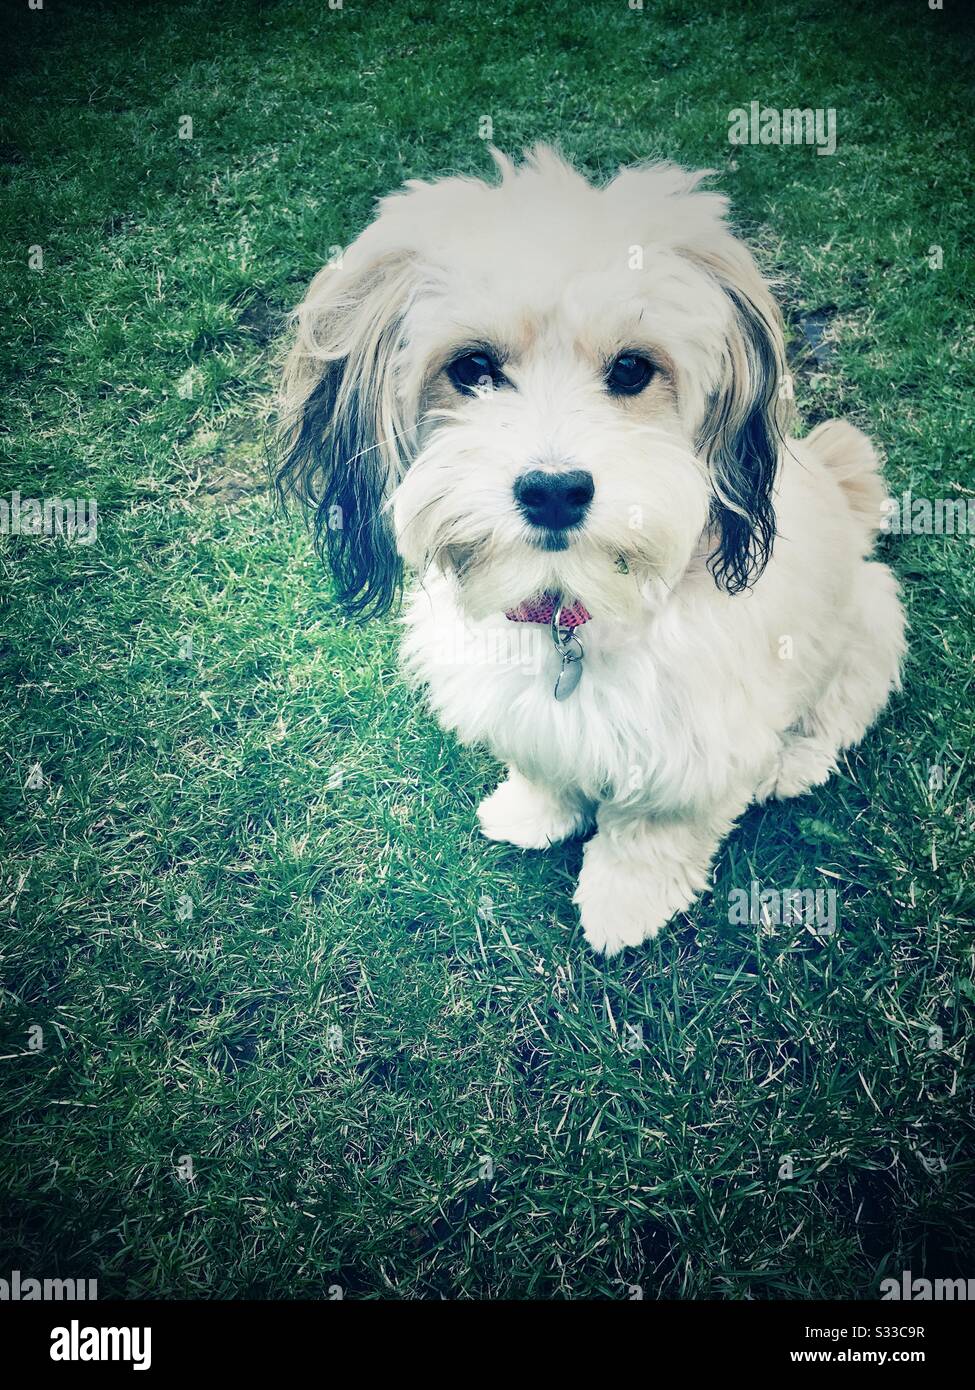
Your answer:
554,647 -> 583,700
550,599 -> 585,701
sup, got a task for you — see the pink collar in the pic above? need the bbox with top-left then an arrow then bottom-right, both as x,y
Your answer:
505,592 -> 591,628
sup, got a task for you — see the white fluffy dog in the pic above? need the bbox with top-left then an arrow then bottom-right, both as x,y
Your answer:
278,147 -> 906,956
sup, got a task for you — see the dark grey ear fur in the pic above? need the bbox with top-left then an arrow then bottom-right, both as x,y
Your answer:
691,254 -> 790,596
276,255 -> 416,619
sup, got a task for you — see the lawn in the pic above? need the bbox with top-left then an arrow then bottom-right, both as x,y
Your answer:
1,0 -> 973,1299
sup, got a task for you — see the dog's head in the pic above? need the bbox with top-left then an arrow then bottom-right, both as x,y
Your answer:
277,147 -> 789,620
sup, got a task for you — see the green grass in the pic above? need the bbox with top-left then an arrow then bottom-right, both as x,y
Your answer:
1,0 -> 973,1299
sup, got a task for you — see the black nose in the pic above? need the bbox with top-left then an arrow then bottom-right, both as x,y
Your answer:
513,468 -> 594,531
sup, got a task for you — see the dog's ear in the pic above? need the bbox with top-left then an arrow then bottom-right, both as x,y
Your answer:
276,244 -> 418,618
607,162 -> 789,595
692,246 -> 790,596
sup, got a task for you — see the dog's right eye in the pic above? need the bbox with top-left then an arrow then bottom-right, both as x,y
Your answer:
606,352 -> 655,396
446,350 -> 505,395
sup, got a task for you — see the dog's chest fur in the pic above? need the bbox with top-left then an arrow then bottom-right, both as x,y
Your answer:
401,573 -> 788,815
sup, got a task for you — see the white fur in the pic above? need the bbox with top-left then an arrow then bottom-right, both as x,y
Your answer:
402,430 -> 905,954
285,148 -> 907,955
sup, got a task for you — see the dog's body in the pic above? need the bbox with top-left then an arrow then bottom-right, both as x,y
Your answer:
279,148 -> 905,954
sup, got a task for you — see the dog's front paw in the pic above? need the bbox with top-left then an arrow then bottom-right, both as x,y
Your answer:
574,869 -> 672,956
477,771 -> 589,850
574,818 -> 714,956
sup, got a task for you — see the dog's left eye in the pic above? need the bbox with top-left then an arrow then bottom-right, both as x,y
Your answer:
447,350 -> 505,394
606,353 -> 655,396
